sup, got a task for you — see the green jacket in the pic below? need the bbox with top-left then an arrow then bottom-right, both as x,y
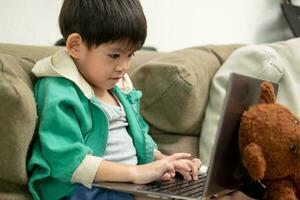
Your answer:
27,77 -> 157,200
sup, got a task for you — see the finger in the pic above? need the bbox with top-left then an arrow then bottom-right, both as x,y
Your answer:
167,153 -> 191,161
160,172 -> 172,181
165,162 -> 175,173
191,158 -> 202,180
185,159 -> 201,180
170,170 -> 176,177
179,159 -> 198,180
177,169 -> 192,181
173,160 -> 191,172
190,161 -> 199,180
164,170 -> 176,178
192,158 -> 202,167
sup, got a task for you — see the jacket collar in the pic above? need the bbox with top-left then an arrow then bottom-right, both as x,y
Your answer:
32,49 -> 133,99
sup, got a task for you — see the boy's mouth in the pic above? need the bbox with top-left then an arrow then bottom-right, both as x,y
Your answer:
110,76 -> 123,80
109,77 -> 123,82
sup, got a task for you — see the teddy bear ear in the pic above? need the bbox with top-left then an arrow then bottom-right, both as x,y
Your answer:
258,81 -> 276,104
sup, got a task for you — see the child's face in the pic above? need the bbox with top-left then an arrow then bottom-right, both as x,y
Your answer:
75,40 -> 135,93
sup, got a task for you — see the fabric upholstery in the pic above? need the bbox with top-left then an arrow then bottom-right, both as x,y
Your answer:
0,43 -> 62,62
199,38 -> 300,165
130,45 -> 241,137
0,54 -> 36,199
150,132 -> 199,158
128,50 -> 162,75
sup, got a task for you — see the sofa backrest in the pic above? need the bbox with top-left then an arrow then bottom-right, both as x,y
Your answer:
0,42 -> 241,199
0,43 -> 62,61
129,45 -> 242,156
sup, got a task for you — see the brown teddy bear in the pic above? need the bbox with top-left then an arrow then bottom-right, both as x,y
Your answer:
238,81 -> 300,200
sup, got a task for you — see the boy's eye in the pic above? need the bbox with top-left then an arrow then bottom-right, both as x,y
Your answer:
128,52 -> 135,58
108,54 -> 120,59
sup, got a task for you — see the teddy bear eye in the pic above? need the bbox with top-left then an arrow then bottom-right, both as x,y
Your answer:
289,144 -> 297,154
294,119 -> 299,125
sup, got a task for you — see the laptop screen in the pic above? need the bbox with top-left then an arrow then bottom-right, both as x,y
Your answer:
203,73 -> 279,198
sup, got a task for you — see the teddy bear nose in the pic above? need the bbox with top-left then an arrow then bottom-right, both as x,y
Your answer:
289,144 -> 297,154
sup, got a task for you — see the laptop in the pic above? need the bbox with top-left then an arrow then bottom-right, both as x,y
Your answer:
93,73 -> 279,200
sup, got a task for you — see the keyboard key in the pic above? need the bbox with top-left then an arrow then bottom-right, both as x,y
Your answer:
138,174 -> 207,198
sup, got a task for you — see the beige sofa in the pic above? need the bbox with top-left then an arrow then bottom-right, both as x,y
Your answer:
0,42 -> 241,199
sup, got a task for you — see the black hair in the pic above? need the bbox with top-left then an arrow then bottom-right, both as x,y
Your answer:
59,0 -> 147,50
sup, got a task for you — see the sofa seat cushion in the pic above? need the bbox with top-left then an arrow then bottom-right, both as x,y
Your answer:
130,45 -> 241,138
0,54 -> 36,199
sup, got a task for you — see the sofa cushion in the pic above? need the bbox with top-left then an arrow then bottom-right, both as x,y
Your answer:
0,43 -> 62,62
129,50 -> 162,74
0,54 -> 36,199
130,45 -> 241,138
150,131 -> 199,158
199,38 -> 300,165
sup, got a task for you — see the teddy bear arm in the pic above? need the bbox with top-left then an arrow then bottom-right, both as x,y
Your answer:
243,143 -> 266,180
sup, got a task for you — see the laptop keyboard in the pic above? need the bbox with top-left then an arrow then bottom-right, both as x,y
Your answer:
137,173 -> 207,198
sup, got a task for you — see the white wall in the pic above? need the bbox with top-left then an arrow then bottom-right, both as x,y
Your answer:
0,0 -> 63,47
0,0 -> 299,51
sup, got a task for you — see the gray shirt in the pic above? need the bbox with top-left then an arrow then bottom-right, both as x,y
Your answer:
100,100 -> 138,165
71,97 -> 138,188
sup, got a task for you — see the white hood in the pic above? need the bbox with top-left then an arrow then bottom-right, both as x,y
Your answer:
32,49 -> 133,99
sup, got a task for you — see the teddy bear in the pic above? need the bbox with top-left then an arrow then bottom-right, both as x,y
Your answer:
238,81 -> 300,200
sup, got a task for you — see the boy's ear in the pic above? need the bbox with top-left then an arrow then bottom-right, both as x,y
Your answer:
66,33 -> 84,59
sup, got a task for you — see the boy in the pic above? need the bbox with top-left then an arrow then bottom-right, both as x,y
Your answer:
27,0 -> 201,199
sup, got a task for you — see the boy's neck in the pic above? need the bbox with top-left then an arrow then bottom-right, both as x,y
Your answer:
94,88 -> 119,106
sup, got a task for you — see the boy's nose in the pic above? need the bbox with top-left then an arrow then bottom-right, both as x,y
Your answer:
115,62 -> 129,73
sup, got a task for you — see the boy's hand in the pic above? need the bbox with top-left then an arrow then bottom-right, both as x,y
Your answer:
153,150 -> 201,181
172,158 -> 201,180
159,158 -> 202,181
131,153 -> 191,184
